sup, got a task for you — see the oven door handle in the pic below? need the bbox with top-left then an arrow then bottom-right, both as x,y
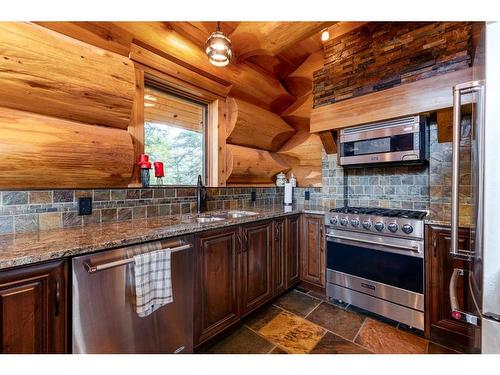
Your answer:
326,233 -> 421,253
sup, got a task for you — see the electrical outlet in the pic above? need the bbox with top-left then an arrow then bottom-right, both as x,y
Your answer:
251,191 -> 256,202
305,191 -> 310,201
78,197 -> 92,215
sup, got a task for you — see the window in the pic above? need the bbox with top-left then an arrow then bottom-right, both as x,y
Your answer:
144,85 -> 207,186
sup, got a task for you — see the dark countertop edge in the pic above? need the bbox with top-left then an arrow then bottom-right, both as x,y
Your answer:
0,207 -> 326,271
424,219 -> 471,228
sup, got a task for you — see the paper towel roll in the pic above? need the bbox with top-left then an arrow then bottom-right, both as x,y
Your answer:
284,182 -> 293,206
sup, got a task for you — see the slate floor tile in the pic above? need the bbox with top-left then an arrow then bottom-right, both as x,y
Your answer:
310,332 -> 372,354
205,326 -> 274,354
306,302 -> 365,340
354,318 -> 428,354
269,346 -> 288,354
257,310 -> 325,354
244,304 -> 282,331
273,290 -> 321,317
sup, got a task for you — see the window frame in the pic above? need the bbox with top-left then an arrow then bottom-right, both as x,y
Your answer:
129,63 -> 225,188
144,82 -> 209,186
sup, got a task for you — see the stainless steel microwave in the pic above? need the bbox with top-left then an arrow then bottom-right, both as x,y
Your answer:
338,115 -> 428,167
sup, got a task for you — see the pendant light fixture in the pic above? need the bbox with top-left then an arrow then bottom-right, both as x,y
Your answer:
205,22 -> 232,67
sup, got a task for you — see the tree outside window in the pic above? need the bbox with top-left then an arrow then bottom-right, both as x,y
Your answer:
144,86 -> 206,186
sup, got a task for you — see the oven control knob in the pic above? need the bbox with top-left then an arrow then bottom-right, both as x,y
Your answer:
388,223 -> 399,233
362,220 -> 372,230
402,224 -> 413,234
374,222 -> 384,231
350,218 -> 360,227
340,217 -> 349,226
329,216 -> 338,225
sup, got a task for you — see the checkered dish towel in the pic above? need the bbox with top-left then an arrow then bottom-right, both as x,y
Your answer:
133,248 -> 173,318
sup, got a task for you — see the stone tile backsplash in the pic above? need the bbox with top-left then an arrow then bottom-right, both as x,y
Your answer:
0,187 -> 284,234
0,121 -> 472,234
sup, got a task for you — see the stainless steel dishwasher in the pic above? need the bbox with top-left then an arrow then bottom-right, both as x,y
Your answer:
72,236 -> 193,354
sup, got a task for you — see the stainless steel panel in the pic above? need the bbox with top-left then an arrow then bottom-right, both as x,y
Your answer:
340,116 -> 420,142
339,150 -> 420,166
482,21 -> 500,331
482,318 -> 500,354
326,229 -> 424,257
326,282 -> 424,330
72,237 -> 193,354
327,269 -> 424,311
325,213 -> 425,240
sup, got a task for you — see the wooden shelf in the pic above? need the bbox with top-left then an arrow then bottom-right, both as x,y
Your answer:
310,68 -> 473,132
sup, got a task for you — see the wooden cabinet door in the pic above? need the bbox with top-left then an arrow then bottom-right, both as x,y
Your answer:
273,218 -> 286,295
194,227 -> 240,346
240,220 -> 273,315
0,260 -> 67,354
286,215 -> 300,288
425,225 -> 474,352
300,214 -> 325,287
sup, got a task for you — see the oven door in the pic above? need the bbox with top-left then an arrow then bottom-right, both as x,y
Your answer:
326,230 -> 424,311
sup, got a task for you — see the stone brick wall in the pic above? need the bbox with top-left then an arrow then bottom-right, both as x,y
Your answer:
0,187 -> 284,234
313,22 -> 473,107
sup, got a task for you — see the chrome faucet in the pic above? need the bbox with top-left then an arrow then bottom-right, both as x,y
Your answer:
196,175 -> 208,214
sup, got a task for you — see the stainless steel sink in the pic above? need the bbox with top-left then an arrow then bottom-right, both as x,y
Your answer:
196,216 -> 225,223
224,210 -> 259,218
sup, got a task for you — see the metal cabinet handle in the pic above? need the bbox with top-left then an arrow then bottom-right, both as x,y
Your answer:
243,232 -> 248,252
236,233 -> 242,253
449,268 -> 479,325
54,279 -> 61,317
84,243 -> 191,273
451,80 -> 484,259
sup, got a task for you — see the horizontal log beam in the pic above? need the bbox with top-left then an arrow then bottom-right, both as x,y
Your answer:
0,22 -> 135,130
0,107 -> 134,188
225,144 -> 290,185
226,97 -> 296,152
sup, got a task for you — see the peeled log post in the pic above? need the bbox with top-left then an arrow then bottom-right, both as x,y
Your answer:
0,107 -> 134,188
225,144 -> 290,185
283,50 -> 324,98
0,22 -> 135,130
226,97 -> 296,152
277,131 -> 323,187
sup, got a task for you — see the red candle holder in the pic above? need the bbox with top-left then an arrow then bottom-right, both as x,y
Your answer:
153,161 -> 164,177
138,154 -> 152,169
153,161 -> 164,185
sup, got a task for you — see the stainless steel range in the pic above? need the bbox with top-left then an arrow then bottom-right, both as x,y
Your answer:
325,207 -> 427,330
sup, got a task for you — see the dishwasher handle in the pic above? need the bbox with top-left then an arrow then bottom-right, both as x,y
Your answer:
84,243 -> 191,274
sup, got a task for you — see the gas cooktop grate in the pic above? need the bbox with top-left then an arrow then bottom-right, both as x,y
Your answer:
329,206 -> 427,220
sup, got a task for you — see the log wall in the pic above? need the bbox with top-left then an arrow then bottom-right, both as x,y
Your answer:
0,22 -> 136,188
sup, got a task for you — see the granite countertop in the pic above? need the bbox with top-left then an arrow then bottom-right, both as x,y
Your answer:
0,205 -> 326,270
